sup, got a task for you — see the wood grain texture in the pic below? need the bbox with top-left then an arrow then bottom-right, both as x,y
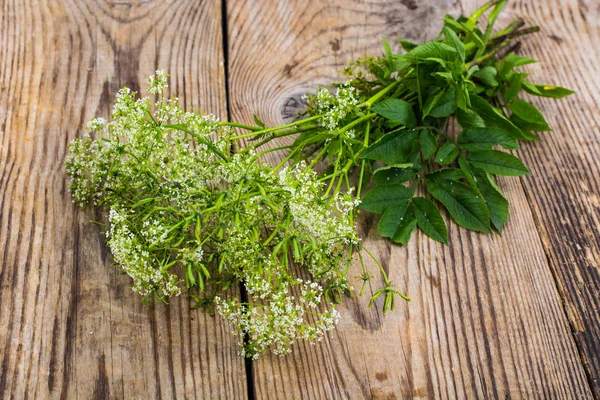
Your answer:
474,0 -> 600,395
226,0 -> 595,398
0,0 -> 247,398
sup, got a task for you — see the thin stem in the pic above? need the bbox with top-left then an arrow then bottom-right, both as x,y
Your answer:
218,121 -> 262,131
273,148 -> 300,172
356,120 -> 371,198
363,79 -> 403,107
230,115 -> 322,140
338,113 -> 376,134
359,243 -> 390,285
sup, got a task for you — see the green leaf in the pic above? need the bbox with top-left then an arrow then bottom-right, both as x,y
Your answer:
443,15 -> 467,32
469,93 -> 526,140
412,197 -> 448,244
253,115 -> 265,128
457,127 -> 519,151
509,99 -> 550,131
374,163 -> 413,173
372,99 -> 417,128
399,39 -> 418,52
426,178 -> 491,233
378,204 -> 417,244
427,168 -> 465,183
405,41 -> 458,63
362,130 -> 418,165
374,167 -> 415,185
425,87 -> 456,118
504,53 -> 537,68
467,150 -> 529,176
472,66 -> 498,87
456,108 -> 485,129
473,168 -> 509,233
360,184 -> 413,214
457,157 -> 478,187
420,129 -> 437,159
435,141 -> 459,165
522,82 -> 574,98
503,72 -> 526,104
443,26 -> 465,62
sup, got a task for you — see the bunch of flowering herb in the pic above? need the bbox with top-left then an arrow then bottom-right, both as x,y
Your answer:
66,0 -> 575,360
66,71 -> 406,359
236,0 -> 572,247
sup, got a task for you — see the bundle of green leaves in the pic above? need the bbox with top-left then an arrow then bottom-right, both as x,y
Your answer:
66,0 -> 572,358
248,0 -> 573,245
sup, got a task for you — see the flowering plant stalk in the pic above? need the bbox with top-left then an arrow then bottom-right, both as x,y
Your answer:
66,0 -> 571,359
66,71 -> 403,359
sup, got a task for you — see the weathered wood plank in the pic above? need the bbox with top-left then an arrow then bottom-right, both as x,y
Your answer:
0,1 -> 247,398
477,0 -> 600,395
225,0 -> 594,398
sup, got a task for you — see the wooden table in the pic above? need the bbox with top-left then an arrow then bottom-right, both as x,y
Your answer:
1,0 -> 598,398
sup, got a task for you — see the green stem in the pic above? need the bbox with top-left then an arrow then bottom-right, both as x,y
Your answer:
339,113 -> 376,134
273,148 -> 300,172
363,79 -> 403,107
218,121 -> 262,131
230,115 -> 322,140
356,120 -> 371,198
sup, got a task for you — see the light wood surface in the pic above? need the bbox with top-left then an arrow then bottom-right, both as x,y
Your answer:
0,1 -> 247,398
1,0 -> 598,398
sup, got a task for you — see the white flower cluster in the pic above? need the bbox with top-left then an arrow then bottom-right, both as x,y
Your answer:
308,83 -> 359,131
147,69 -> 169,94
65,71 -> 359,358
215,279 -> 341,359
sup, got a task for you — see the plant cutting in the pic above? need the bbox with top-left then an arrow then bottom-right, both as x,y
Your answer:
66,0 -> 572,359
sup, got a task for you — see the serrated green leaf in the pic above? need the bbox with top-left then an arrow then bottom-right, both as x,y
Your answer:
426,87 -> 456,118
426,178 -> 491,233
405,41 -> 457,63
509,99 -> 550,131
374,167 -> 415,185
472,168 -> 509,233
443,26 -> 465,62
412,197 -> 448,244
467,150 -> 529,176
443,14 -> 467,32
427,168 -> 465,183
435,141 -> 459,165
456,108 -> 485,129
360,184 -> 413,214
420,129 -> 437,159
469,93 -> 526,140
372,99 -> 417,128
362,129 -> 418,165
374,163 -> 413,173
457,127 -> 519,150
522,82 -> 574,98
458,156 -> 477,187
378,204 -> 417,244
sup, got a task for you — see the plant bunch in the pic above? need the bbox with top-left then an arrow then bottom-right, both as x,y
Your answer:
66,0 -> 572,359
66,72 -> 396,359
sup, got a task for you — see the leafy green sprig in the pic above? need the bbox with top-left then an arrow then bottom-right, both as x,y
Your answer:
233,0 -> 573,245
